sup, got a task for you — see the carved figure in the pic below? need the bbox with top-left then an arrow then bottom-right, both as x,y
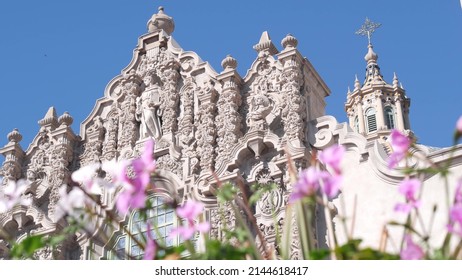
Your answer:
136,76 -> 162,139
248,94 -> 272,131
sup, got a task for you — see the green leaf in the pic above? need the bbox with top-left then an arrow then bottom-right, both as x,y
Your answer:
309,249 -> 331,260
196,239 -> 251,260
217,183 -> 238,203
333,239 -> 399,260
10,235 -> 45,259
48,235 -> 67,247
249,183 -> 278,206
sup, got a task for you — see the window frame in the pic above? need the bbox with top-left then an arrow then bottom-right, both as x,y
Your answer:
107,195 -> 179,260
384,106 -> 395,129
365,107 -> 377,133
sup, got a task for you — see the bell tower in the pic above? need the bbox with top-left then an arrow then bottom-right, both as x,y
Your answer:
345,18 -> 411,141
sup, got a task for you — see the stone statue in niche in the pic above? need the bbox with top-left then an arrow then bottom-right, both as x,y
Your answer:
248,94 -> 272,131
136,75 -> 162,139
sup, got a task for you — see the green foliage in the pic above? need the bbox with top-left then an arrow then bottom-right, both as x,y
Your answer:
9,235 -> 45,259
217,182 -> 238,203
249,183 -> 278,206
333,239 -> 399,260
195,239 -> 251,260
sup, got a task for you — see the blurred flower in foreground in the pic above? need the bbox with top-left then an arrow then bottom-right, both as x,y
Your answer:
102,139 -> 156,215
143,223 -> 157,260
170,200 -> 210,241
0,180 -> 32,213
456,116 -> 462,134
455,116 -> 462,140
400,235 -> 424,260
289,167 -> 323,203
318,144 -> 345,174
394,178 -> 421,214
447,179 -> 462,237
54,185 -> 87,222
388,129 -> 411,169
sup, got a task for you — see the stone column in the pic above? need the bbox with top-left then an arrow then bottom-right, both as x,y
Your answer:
0,129 -> 24,185
394,94 -> 405,131
196,80 -> 217,175
375,92 -> 385,130
347,109 -> 355,131
355,97 -> 366,134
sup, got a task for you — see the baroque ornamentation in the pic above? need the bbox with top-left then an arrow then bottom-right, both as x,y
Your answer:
196,81 -> 217,174
247,94 -> 272,132
280,67 -> 306,141
216,81 -> 242,169
156,154 -> 182,179
102,109 -> 119,161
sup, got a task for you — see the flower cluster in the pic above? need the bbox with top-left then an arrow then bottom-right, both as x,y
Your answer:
448,179 -> 462,237
170,200 -> 210,241
388,129 -> 411,169
0,180 -> 31,213
143,223 -> 157,260
290,144 -> 345,203
54,139 -> 156,221
400,234 -> 424,260
394,178 -> 422,214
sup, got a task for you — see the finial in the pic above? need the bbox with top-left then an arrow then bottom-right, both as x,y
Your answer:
58,111 -> 74,127
364,43 -> 378,63
7,128 -> 22,143
221,55 -> 237,71
281,34 -> 298,49
354,74 -> 361,90
400,82 -> 404,89
355,17 -> 381,45
147,6 -> 175,35
38,106 -> 59,128
347,86 -> 351,95
393,72 -> 399,88
253,31 -> 278,55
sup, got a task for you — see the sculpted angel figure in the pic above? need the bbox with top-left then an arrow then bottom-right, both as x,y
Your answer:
248,94 -> 272,131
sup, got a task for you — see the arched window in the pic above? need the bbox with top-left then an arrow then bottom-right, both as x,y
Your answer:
354,116 -> 359,133
108,196 -> 179,259
365,108 -> 377,133
385,107 -> 395,129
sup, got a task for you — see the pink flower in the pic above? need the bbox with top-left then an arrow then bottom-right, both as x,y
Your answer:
169,200 -> 210,241
322,174 -> 343,199
54,185 -> 87,222
143,224 -> 157,260
388,129 -> 411,169
394,178 -> 421,214
169,226 -> 197,241
131,139 -> 157,191
71,163 -> 102,194
455,179 -> 462,204
318,145 -> 345,174
0,179 -> 32,213
102,159 -> 130,185
289,167 -> 324,203
398,178 -> 421,201
116,187 -> 147,215
400,235 -> 424,260
448,197 -> 462,237
456,116 -> 462,134
177,200 -> 204,220
102,140 -> 157,215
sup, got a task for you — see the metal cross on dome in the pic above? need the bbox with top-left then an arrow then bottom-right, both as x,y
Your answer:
355,17 -> 381,45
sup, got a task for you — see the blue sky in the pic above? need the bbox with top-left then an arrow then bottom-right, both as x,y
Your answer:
0,0 -> 461,151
